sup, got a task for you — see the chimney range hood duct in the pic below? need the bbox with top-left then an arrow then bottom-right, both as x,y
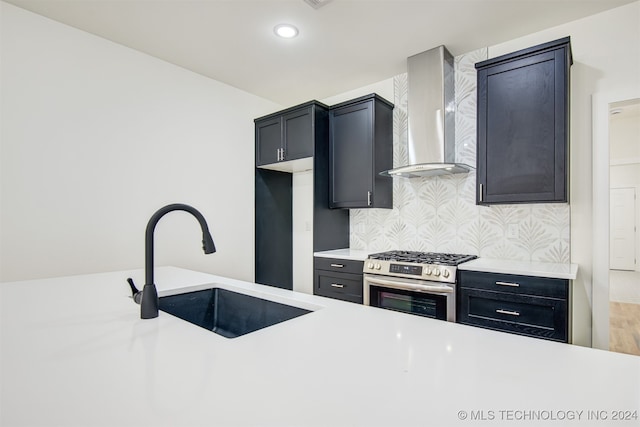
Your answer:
382,46 -> 472,178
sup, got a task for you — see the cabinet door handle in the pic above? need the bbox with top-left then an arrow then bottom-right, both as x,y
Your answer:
479,183 -> 484,202
280,148 -> 285,161
496,281 -> 520,287
367,191 -> 372,206
496,309 -> 520,316
330,263 -> 344,268
330,283 -> 344,288
276,148 -> 281,161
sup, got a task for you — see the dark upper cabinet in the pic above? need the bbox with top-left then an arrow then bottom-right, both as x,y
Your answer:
475,37 -> 572,205
329,94 -> 394,209
256,102 -> 324,168
255,117 -> 282,165
283,107 -> 314,161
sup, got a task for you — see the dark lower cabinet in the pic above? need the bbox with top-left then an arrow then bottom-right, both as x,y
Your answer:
314,257 -> 364,304
475,37 -> 572,205
457,270 -> 569,342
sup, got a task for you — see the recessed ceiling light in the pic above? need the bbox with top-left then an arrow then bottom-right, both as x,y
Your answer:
274,24 -> 299,39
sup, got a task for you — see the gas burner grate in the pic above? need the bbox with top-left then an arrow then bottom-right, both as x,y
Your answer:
368,250 -> 477,266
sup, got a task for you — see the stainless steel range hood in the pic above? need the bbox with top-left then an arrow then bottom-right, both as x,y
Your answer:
382,46 -> 472,178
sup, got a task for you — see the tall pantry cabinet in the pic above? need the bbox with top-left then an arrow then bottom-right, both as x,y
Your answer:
255,101 -> 349,291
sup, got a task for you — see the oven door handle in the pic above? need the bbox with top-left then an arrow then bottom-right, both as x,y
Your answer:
364,276 -> 454,294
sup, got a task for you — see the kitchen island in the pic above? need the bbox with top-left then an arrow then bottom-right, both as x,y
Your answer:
1,267 -> 638,427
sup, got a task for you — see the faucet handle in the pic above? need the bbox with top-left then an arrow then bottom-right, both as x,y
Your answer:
127,278 -> 143,304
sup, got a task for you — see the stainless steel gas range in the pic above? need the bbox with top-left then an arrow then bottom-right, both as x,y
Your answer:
363,250 -> 477,322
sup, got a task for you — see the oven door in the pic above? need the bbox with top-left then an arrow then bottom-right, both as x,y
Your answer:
363,274 -> 456,322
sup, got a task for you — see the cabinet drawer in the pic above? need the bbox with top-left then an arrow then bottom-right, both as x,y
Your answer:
314,271 -> 363,304
314,257 -> 364,275
458,287 -> 567,342
459,270 -> 568,299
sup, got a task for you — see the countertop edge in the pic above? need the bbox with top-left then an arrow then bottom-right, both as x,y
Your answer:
458,258 -> 578,280
313,248 -> 369,261
313,251 -> 579,280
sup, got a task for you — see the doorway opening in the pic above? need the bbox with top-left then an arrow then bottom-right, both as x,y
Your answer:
608,98 -> 640,356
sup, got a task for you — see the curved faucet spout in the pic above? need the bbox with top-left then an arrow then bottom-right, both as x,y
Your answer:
130,203 -> 216,319
145,203 -> 216,287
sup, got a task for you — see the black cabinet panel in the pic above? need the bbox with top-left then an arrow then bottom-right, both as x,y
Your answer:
313,112 -> 350,251
476,37 -> 571,205
255,169 -> 292,289
255,117 -> 282,166
331,102 -> 373,205
329,94 -> 393,209
458,270 -> 569,342
283,106 -> 314,161
485,54 -> 556,195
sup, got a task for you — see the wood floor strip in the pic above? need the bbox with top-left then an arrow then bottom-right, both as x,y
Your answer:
609,301 -> 640,356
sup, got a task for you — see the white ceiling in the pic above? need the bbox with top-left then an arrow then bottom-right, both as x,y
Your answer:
5,0 -> 635,105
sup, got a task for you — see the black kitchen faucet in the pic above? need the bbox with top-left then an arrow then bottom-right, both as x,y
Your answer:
127,203 -> 216,319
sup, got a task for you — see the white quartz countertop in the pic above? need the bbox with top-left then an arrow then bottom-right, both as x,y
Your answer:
314,248 -> 370,261
459,258 -> 579,280
1,267 -> 637,427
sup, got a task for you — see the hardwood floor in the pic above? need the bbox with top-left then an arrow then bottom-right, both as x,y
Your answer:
610,301 -> 640,356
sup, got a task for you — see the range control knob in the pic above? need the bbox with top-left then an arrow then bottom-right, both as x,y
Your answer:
375,263 -> 381,270
442,270 -> 450,278
433,269 -> 441,277
367,262 -> 374,270
425,268 -> 432,276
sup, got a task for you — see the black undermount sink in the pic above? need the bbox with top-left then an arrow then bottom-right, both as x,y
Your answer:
159,287 -> 311,338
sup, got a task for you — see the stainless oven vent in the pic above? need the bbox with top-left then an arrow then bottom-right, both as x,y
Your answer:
382,45 -> 473,178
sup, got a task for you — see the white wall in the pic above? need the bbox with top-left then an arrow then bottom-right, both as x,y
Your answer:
292,170 -> 313,294
321,80 -> 394,108
610,110 -> 640,163
0,2 -> 281,282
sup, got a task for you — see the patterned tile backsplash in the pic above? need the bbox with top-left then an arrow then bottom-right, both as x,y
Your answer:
349,48 -> 571,263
